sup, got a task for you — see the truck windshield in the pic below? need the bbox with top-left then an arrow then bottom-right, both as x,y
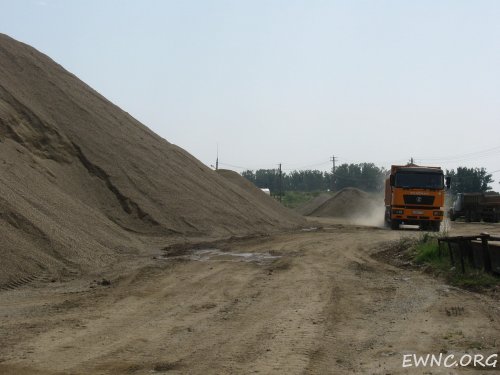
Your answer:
395,173 -> 444,189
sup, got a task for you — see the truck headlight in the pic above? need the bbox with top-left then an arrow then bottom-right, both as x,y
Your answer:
392,209 -> 404,215
433,211 -> 443,216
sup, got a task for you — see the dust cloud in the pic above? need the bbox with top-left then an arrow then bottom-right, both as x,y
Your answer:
345,200 -> 386,227
306,188 -> 386,227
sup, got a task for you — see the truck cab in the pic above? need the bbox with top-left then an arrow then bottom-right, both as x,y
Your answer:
385,165 -> 450,231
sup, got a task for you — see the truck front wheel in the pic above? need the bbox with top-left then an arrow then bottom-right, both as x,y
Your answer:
390,220 -> 400,230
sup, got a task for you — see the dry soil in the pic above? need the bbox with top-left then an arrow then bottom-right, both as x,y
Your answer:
0,220 -> 498,375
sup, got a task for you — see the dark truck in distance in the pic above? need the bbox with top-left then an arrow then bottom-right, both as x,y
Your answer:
449,192 -> 500,223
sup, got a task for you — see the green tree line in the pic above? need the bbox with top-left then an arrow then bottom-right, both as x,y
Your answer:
241,163 -> 387,194
241,164 -> 495,195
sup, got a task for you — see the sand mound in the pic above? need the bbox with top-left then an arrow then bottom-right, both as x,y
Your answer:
309,188 -> 383,223
294,193 -> 334,216
217,169 -> 304,221
0,34 -> 304,286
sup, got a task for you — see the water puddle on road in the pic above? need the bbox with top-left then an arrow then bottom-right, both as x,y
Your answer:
162,249 -> 281,265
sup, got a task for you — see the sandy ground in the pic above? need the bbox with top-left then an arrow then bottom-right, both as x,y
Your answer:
0,220 -> 499,375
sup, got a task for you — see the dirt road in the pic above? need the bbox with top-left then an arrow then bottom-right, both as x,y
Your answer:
1,221 -> 499,374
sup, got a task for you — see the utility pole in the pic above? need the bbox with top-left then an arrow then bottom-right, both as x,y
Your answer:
278,163 -> 282,203
330,155 -> 336,191
215,144 -> 219,171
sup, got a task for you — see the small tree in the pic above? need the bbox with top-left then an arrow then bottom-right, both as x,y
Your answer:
334,163 -> 386,192
241,170 -> 255,184
254,169 -> 280,193
446,167 -> 493,195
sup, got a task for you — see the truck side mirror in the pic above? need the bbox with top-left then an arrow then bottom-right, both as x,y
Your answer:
445,176 -> 451,189
390,175 -> 395,186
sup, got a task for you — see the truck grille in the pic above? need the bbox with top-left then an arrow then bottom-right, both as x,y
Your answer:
403,195 -> 435,205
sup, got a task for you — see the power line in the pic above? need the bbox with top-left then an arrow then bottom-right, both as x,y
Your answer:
415,145 -> 500,163
293,160 -> 331,170
219,160 -> 332,172
218,162 -> 252,170
218,156 -> 498,175
283,159 -> 329,167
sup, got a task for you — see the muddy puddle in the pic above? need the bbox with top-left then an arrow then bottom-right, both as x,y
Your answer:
161,249 -> 281,265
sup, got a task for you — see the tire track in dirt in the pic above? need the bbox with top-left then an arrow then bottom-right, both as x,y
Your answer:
0,225 -> 498,374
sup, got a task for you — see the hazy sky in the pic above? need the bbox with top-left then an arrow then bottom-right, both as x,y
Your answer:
2,0 -> 499,179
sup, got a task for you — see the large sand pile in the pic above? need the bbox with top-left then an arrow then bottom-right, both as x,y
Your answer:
294,193 -> 333,216
0,34 -> 304,286
308,188 -> 384,226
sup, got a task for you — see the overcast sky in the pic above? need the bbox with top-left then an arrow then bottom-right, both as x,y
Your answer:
2,0 -> 499,179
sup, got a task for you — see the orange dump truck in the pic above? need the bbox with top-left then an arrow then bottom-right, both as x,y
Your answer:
385,164 -> 450,231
